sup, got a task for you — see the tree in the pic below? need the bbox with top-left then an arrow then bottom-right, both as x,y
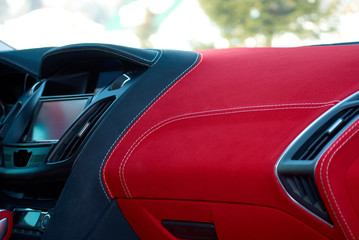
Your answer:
106,0 -> 183,48
198,0 -> 338,47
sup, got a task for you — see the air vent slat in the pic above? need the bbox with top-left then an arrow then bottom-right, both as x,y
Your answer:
286,177 -> 301,196
47,97 -> 114,163
59,100 -> 113,160
293,106 -> 359,160
300,177 -> 316,205
300,134 -> 328,160
304,135 -> 330,160
342,108 -> 359,121
60,136 -> 82,160
293,177 -> 306,197
281,175 -> 331,224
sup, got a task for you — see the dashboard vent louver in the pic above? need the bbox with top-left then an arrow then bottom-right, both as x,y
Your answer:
280,175 -> 331,223
277,98 -> 359,225
47,97 -> 114,163
293,106 -> 359,160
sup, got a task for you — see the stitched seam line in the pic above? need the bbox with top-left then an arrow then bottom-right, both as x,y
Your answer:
42,47 -> 158,66
104,46 -> 159,62
113,53 -> 202,198
98,50 -> 163,202
120,102 -> 338,198
319,121 -> 359,240
99,51 -> 199,201
116,54 -> 203,198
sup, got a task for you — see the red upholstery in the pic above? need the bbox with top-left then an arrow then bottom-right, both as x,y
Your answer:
0,210 -> 12,240
316,118 -> 359,240
103,46 -> 359,239
118,199 -> 330,240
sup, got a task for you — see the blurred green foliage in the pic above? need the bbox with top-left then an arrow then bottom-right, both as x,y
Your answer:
199,0 -> 338,46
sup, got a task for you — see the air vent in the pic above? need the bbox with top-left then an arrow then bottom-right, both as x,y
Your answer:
280,175 -> 331,223
277,97 -> 359,225
293,106 -> 359,160
47,97 -> 114,163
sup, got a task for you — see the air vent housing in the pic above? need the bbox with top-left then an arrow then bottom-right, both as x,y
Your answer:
293,106 -> 359,160
277,95 -> 359,226
47,97 -> 114,163
279,175 -> 331,223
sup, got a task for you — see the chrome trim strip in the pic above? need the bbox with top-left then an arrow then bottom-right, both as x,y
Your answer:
29,81 -> 43,96
78,122 -> 90,138
120,74 -> 131,87
327,118 -> 343,134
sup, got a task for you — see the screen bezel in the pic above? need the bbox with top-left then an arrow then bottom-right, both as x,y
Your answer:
23,95 -> 92,143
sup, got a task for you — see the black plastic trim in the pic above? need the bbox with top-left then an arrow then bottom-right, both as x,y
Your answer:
276,92 -> 359,225
162,220 -> 218,240
40,44 -> 159,78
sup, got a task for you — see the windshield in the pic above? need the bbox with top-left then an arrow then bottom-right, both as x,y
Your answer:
0,0 -> 358,50
0,40 -> 14,51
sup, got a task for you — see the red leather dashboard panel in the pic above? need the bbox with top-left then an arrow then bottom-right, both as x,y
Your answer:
118,199 -> 330,240
103,46 -> 359,239
316,118 -> 359,240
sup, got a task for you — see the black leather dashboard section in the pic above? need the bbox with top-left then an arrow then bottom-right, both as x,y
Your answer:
42,49 -> 199,240
40,43 -> 159,78
0,47 -> 52,77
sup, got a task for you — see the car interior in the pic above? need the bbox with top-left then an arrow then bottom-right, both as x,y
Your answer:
0,42 -> 359,239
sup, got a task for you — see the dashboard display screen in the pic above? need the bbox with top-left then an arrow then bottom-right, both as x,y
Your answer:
30,99 -> 88,141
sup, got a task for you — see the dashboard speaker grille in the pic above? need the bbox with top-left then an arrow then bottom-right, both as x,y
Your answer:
47,97 -> 114,163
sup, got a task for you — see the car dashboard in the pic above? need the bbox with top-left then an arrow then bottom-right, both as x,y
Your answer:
0,44 -> 155,239
0,43 -> 359,240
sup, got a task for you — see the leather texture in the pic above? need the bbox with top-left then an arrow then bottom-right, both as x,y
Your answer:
42,49 -> 199,240
103,45 -> 359,239
316,118 -> 359,240
118,199 -> 330,240
0,209 -> 12,240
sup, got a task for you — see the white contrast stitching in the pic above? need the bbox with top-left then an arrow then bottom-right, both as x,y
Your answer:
120,102 -> 338,198
99,51 -> 200,200
97,50 -> 163,202
116,54 -> 203,198
319,121 -> 359,240
112,53 -> 202,198
99,46 -> 159,62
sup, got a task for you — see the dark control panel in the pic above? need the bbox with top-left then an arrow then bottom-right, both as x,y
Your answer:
12,208 -> 52,239
3,143 -> 54,168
